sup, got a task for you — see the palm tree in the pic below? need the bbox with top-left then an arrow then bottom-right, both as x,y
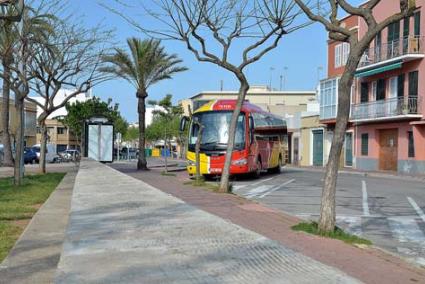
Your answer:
101,38 -> 187,170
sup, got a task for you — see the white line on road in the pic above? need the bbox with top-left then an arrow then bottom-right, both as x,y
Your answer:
362,180 -> 370,217
244,185 -> 274,198
407,197 -> 425,222
233,177 -> 274,192
258,179 -> 295,199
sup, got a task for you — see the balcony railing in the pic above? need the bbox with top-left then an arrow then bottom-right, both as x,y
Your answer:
359,36 -> 424,68
351,97 -> 421,121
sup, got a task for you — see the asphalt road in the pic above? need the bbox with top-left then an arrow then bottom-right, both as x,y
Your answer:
229,167 -> 425,267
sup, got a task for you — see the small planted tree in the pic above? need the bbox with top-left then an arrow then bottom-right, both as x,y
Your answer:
101,38 -> 187,170
294,0 -> 416,232
148,94 -> 183,172
107,0 -> 307,192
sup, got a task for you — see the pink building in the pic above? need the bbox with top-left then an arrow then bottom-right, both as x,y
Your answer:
319,0 -> 425,174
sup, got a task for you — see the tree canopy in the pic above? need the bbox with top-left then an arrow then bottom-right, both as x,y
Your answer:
59,97 -> 128,141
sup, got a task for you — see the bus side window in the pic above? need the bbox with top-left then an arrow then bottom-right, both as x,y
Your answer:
249,116 -> 254,144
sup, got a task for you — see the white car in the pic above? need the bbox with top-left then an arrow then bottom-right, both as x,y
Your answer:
31,144 -> 60,163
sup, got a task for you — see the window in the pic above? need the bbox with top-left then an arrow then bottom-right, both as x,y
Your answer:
408,131 -> 415,158
397,74 -> 405,98
371,81 -> 377,101
342,43 -> 350,65
389,77 -> 398,99
335,44 -> 342,67
57,127 -> 66,135
361,133 -> 369,156
319,77 -> 338,119
414,12 -> 421,36
408,71 -> 418,98
377,79 -> 386,100
375,31 -> 382,60
403,17 -> 410,53
360,82 -> 369,103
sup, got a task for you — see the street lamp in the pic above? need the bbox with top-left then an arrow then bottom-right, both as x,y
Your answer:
280,66 -> 288,91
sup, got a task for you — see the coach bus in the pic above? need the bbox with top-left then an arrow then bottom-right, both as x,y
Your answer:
181,99 -> 288,178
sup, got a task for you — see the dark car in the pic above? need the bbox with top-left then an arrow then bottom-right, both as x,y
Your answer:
24,148 -> 37,164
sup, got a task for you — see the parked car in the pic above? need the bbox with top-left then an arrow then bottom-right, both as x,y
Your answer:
31,144 -> 60,163
24,147 -> 37,164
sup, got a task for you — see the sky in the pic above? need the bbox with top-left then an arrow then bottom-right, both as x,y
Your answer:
65,0 -> 360,123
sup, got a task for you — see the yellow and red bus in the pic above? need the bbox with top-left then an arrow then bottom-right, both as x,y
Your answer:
183,100 -> 288,177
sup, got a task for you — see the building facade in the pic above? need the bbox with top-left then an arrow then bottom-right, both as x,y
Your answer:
32,89 -> 91,152
0,97 -> 37,148
319,0 -> 425,174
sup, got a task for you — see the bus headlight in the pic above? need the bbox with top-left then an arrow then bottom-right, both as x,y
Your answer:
187,160 -> 196,166
232,158 -> 247,166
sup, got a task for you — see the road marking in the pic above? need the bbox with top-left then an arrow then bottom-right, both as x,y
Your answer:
362,180 -> 370,217
388,216 -> 425,244
244,185 -> 275,198
258,179 -> 295,199
407,197 -> 425,222
336,216 -> 362,236
233,177 -> 274,192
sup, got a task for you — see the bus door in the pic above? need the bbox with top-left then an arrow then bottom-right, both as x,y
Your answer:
247,116 -> 257,169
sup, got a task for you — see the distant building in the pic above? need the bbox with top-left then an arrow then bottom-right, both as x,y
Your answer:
0,96 -> 37,148
31,89 -> 91,152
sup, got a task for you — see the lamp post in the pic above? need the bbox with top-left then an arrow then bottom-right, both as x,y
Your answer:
280,66 -> 288,91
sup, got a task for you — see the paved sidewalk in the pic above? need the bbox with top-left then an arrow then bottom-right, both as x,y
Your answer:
111,163 -> 425,284
0,171 -> 76,284
56,160 -> 359,283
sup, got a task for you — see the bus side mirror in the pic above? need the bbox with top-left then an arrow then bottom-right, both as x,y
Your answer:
179,116 -> 189,132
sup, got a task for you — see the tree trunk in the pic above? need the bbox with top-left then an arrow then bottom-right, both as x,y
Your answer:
13,96 -> 25,185
1,56 -> 14,167
318,50 -> 361,233
164,127 -> 168,172
39,120 -> 47,174
137,91 -> 148,170
195,123 -> 204,182
219,76 -> 250,193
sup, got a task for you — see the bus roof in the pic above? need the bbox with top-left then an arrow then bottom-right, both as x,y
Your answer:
195,99 -> 271,115
194,99 -> 287,132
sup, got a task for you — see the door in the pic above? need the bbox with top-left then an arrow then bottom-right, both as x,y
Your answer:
293,137 -> 299,166
379,129 -> 398,171
312,130 -> 324,166
287,133 -> 292,164
345,133 -> 353,167
388,77 -> 398,115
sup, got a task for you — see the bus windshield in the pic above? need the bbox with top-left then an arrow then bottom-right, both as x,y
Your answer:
189,111 -> 245,151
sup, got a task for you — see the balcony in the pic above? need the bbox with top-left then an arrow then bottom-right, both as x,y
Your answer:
351,97 -> 422,122
357,36 -> 424,72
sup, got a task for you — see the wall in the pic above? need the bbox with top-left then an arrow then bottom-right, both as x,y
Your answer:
300,115 -> 322,166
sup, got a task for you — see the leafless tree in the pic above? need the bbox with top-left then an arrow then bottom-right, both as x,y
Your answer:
107,0 -> 308,192
26,19 -> 112,173
1,2 -> 57,184
294,0 -> 416,232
